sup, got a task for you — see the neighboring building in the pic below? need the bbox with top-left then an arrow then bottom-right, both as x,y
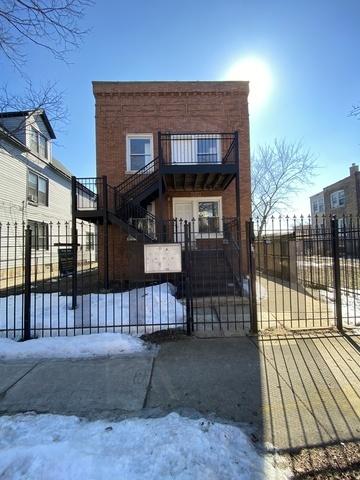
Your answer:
74,81 -> 251,285
310,163 -> 360,224
0,110 -> 95,279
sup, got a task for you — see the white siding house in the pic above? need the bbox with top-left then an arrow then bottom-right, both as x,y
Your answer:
0,110 -> 96,278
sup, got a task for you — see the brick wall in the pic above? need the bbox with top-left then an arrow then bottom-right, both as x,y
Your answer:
93,81 -> 251,280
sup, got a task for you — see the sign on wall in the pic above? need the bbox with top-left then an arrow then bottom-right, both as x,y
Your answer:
144,244 -> 182,274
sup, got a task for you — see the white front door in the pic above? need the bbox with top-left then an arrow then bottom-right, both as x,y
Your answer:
173,201 -> 193,243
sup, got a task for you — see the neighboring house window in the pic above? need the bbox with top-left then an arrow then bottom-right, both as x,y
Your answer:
30,127 -> 48,159
127,134 -> 153,171
198,201 -> 220,233
86,232 -> 95,251
28,171 -> 48,205
28,220 -> 49,250
330,190 -> 345,208
312,197 -> 324,214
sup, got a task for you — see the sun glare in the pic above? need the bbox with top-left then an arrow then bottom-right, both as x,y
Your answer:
224,57 -> 273,111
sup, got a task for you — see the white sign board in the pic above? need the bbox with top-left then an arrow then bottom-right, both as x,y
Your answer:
144,244 -> 182,274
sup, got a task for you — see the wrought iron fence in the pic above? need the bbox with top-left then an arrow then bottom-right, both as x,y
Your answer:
254,215 -> 360,330
1,215 -> 359,340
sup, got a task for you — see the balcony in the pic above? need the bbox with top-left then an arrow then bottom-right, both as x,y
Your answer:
159,132 -> 238,190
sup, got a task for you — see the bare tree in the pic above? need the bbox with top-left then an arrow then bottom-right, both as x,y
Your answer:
252,139 -> 316,236
350,104 -> 360,118
0,0 -> 93,71
0,1 -> 93,132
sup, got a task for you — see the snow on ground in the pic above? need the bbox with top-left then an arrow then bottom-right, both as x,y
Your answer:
0,412 -> 289,480
0,333 -> 148,360
0,282 -> 185,338
319,288 -> 360,326
242,278 -> 268,300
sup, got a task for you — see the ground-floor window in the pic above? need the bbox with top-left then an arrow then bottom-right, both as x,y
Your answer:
27,220 -> 49,250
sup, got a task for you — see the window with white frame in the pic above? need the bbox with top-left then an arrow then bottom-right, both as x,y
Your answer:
330,190 -> 345,208
312,196 -> 324,214
28,170 -> 48,206
30,127 -> 48,159
198,201 -> 220,233
126,134 -> 153,172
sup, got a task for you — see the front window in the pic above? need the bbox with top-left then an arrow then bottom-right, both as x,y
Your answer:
127,135 -> 153,171
28,171 -> 48,206
198,201 -> 220,233
330,190 -> 345,208
28,220 -> 49,250
30,127 -> 48,159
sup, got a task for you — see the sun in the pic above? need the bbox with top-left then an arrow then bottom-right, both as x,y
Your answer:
224,57 -> 273,111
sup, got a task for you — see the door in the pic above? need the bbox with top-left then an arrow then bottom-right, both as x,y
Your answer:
174,201 -> 193,243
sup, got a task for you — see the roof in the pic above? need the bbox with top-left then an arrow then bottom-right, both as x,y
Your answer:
0,110 -> 56,139
51,157 -> 72,178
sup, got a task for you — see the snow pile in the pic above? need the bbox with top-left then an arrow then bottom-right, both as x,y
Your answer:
0,412 -> 289,480
0,282 -> 185,338
319,288 -> 360,326
0,333 -> 148,360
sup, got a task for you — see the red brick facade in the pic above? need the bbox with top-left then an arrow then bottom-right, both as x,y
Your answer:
93,81 -> 251,279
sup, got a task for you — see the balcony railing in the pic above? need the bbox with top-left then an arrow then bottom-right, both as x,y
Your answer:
159,132 -> 237,166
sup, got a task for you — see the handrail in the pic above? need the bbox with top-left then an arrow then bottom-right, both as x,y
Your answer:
114,157 -> 159,194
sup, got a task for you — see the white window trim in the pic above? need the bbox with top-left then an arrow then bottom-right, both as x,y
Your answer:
172,196 -> 223,238
330,190 -> 345,209
126,134 -> 154,173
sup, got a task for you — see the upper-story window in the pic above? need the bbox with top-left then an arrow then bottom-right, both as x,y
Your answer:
30,127 -> 48,159
330,190 -> 345,209
28,170 -> 48,206
197,138 -> 220,163
126,134 -> 153,172
312,196 -> 324,214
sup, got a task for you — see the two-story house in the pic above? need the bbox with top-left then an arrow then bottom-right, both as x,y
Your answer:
73,81 -> 251,290
0,109 -> 95,280
310,163 -> 360,227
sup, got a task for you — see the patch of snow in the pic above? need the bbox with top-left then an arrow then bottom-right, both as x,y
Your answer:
0,282 -> 185,338
242,278 -> 268,300
0,412 -> 289,480
319,288 -> 360,326
0,333 -> 148,360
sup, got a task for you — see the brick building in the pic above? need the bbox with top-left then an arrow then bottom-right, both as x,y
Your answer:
310,163 -> 360,225
75,81 -> 251,284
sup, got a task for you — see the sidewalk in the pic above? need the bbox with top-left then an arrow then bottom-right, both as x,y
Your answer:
1,332 -> 359,452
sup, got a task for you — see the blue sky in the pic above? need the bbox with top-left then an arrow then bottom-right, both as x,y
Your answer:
3,0 -> 360,213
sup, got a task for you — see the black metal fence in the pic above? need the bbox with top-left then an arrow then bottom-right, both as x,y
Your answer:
1,215 -> 359,340
254,215 -> 360,331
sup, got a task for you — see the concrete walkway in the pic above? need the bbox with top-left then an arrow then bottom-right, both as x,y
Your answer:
0,331 -> 359,452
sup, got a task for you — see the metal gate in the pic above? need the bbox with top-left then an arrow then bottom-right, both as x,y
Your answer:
253,216 -> 360,331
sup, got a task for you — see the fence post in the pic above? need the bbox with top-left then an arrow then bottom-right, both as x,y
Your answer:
184,221 -> 193,335
23,225 -> 32,341
331,217 -> 343,330
71,223 -> 78,310
102,175 -> 109,290
246,220 -> 258,334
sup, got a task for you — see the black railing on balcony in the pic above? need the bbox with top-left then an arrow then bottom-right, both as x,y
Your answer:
159,132 -> 237,166
74,177 -> 101,211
